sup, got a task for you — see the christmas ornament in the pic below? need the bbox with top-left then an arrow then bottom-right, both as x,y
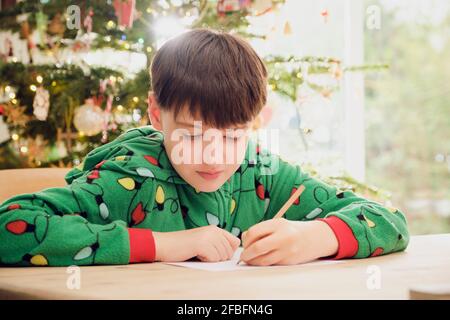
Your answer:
4,37 -> 14,59
2,103 -> 30,127
101,95 -> 113,143
98,78 -> 116,143
321,9 -> 329,23
83,8 -> 94,34
33,87 -> 50,121
1,0 -> 17,10
19,17 -> 30,39
48,12 -> 66,37
248,0 -> 273,16
35,10 -> 48,47
283,21 -> 292,35
217,0 -> 250,16
73,99 -> 106,136
113,0 -> 136,28
17,13 -> 35,63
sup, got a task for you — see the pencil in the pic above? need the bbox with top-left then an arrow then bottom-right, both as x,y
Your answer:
237,184 -> 306,265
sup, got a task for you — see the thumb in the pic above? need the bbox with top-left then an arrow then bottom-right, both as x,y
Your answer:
232,235 -> 241,249
241,231 -> 248,246
223,230 -> 241,250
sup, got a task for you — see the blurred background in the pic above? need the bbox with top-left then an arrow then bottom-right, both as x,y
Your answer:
0,0 -> 449,235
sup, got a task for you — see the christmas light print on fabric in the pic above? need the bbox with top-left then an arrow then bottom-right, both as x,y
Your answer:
6,215 -> 49,243
0,125 -> 410,266
5,212 -> 50,266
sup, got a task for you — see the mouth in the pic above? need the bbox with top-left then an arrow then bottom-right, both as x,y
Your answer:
196,170 -> 224,181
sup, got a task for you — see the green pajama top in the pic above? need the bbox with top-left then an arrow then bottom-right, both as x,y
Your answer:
0,126 -> 409,266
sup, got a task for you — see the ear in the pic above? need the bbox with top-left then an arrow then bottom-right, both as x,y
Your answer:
147,92 -> 163,131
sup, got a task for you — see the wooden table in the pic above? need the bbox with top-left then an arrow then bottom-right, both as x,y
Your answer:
1,234 -> 449,300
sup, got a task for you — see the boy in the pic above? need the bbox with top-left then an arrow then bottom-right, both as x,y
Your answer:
0,29 -> 409,267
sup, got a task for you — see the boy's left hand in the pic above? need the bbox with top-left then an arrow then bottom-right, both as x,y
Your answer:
240,218 -> 339,266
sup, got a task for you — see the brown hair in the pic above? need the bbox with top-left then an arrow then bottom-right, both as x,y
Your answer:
150,28 -> 268,128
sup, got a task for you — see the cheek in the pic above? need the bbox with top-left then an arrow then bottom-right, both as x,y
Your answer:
221,139 -> 246,164
165,135 -> 197,165
222,143 -> 247,175
229,139 -> 248,163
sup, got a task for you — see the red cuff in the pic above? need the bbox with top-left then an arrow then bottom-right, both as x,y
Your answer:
318,216 -> 358,259
127,228 -> 156,263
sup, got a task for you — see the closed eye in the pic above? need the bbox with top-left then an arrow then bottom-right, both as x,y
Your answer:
183,134 -> 202,140
224,135 -> 243,142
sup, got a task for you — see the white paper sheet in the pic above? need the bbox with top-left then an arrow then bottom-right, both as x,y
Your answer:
164,247 -> 342,272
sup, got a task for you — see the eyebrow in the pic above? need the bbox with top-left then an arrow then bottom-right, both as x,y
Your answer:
175,120 -> 200,128
175,120 -> 249,130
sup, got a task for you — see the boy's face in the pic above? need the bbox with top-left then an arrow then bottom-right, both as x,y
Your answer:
148,94 -> 251,192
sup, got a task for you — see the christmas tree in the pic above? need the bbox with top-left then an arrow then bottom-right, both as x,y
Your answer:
0,0 -> 385,200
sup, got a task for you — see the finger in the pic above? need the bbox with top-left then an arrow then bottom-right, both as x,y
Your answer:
241,234 -> 280,262
220,236 -> 234,260
242,220 -> 279,249
222,230 -> 241,250
246,249 -> 283,266
214,238 -> 229,261
198,245 -> 220,262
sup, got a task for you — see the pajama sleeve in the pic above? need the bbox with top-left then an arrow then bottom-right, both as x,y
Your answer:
0,153 -> 158,267
256,148 -> 410,259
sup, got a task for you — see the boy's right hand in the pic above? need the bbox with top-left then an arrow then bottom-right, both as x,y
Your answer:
153,225 -> 241,263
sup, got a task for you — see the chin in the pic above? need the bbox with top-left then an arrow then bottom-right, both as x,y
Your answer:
192,177 -> 229,192
196,183 -> 222,193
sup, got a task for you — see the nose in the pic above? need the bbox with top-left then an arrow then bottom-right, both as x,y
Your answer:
202,139 -> 225,165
